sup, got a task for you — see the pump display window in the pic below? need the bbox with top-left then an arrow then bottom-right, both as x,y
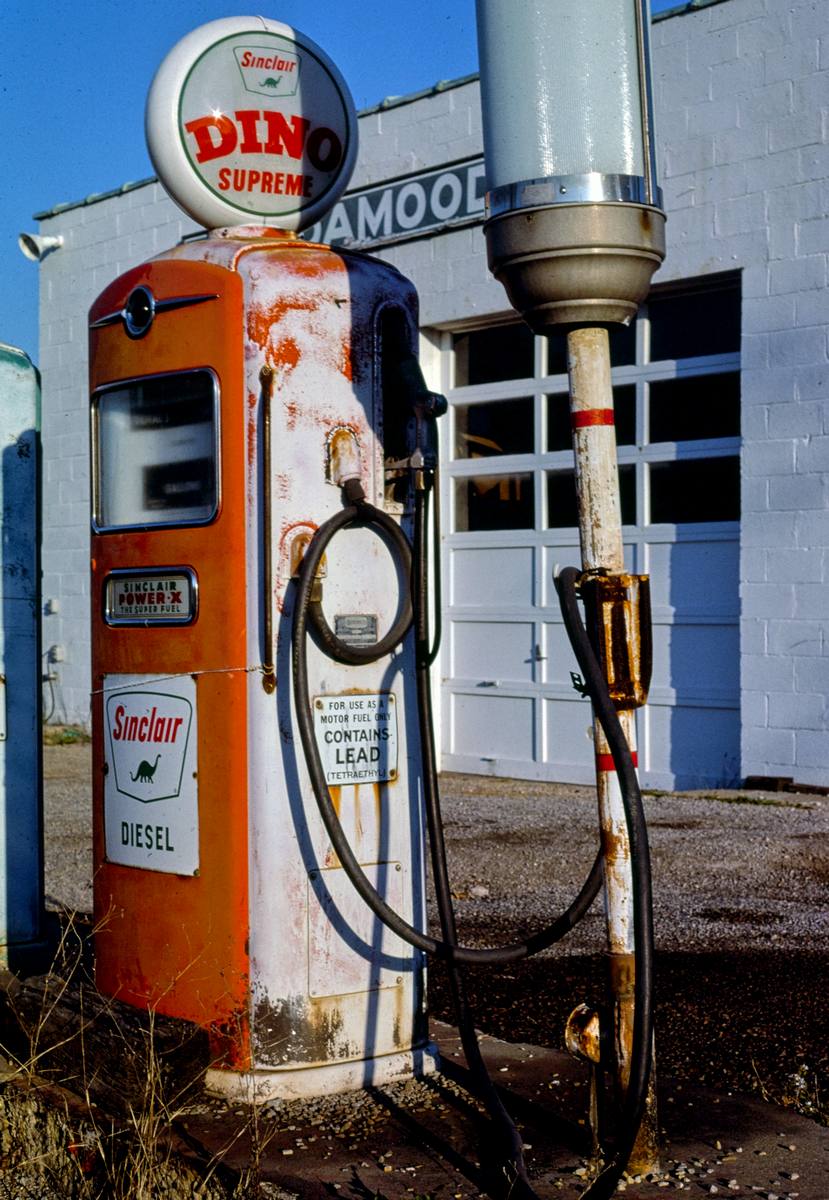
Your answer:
92,369 -> 219,530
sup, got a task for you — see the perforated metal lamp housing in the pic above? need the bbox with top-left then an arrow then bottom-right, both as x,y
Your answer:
476,0 -> 666,328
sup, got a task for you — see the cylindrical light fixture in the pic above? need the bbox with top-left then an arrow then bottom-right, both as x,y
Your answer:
476,0 -> 666,328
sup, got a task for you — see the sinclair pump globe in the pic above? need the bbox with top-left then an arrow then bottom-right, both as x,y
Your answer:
146,16 -> 358,232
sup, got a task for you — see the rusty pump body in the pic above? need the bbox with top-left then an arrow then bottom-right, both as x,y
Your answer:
89,228 -> 436,1102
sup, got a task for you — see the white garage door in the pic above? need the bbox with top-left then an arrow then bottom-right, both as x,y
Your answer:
438,275 -> 741,790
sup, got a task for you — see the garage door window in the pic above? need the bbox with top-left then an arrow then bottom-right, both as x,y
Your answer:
448,274 -> 741,533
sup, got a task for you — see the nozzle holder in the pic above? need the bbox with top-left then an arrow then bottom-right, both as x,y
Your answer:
483,198 -> 666,331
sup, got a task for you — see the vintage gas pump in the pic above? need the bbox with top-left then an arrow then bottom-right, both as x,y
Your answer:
90,17 -> 433,1100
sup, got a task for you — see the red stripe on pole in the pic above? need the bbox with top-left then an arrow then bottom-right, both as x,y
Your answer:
571,409 -> 616,428
596,751 -> 638,772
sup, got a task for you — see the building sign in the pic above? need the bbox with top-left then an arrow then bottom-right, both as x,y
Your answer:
313,692 -> 398,785
145,16 -> 358,232
103,675 -> 198,875
104,569 -> 197,626
304,157 -> 486,248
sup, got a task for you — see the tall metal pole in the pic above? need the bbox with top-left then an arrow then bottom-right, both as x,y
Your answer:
567,326 -> 659,1174
475,0 -> 666,1176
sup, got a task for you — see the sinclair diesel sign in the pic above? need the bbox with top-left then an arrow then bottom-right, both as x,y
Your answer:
146,17 -> 358,232
103,675 -> 199,875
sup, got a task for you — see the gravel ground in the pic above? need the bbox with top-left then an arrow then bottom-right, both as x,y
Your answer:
428,771 -> 829,1117
42,745 -> 829,1119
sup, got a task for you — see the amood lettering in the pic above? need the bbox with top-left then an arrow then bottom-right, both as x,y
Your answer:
308,159 -> 487,249
111,704 -> 184,744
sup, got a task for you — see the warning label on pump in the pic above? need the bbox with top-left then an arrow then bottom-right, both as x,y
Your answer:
313,692 -> 397,785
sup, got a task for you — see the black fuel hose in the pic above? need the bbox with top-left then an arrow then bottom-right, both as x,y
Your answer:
291,489 -> 654,1199
292,489 -> 603,965
412,483 -> 533,1193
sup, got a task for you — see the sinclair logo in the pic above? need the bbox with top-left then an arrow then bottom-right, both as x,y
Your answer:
105,689 -> 192,803
234,45 -> 299,97
145,17 -> 357,232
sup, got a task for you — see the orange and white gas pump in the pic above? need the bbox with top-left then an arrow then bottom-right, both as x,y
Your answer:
90,17 -> 433,1101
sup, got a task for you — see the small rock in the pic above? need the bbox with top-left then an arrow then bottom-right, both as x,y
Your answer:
470,884 -> 490,898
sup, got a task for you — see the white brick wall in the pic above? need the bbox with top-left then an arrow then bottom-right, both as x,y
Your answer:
35,0 -> 829,785
649,0 -> 829,785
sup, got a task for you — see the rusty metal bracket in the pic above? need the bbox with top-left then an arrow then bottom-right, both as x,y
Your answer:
579,572 -> 653,710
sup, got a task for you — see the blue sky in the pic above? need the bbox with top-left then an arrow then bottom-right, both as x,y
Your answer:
2,0 -> 677,361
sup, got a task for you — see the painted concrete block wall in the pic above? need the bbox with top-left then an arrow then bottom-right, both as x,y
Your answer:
649,0 -> 829,785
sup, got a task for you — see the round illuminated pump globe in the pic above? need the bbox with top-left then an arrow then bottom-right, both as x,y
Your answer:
145,16 -> 358,233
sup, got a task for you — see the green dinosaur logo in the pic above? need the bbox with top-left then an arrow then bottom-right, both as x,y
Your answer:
260,76 -> 282,89
130,754 -> 161,783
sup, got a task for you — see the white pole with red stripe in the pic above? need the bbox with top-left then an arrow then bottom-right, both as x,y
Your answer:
567,325 -> 659,1172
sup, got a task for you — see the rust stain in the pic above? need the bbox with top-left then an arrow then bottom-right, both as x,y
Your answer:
272,335 -> 301,373
279,250 -> 342,280
284,399 -> 300,430
245,297 -> 318,350
339,336 -> 353,382
246,391 -> 258,470
209,1004 -> 252,1070
252,992 -> 357,1066
273,472 -> 291,500
329,785 -> 341,820
600,824 -> 630,866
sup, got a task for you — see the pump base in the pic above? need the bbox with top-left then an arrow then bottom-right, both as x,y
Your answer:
205,1042 -> 440,1104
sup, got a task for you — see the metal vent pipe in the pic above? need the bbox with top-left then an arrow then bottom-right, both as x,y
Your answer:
476,0 -> 666,328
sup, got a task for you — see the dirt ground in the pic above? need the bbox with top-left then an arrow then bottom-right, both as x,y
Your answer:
40,743 -> 829,1120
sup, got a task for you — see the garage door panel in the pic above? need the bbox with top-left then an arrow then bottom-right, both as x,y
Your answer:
451,621 -> 535,684
451,693 -> 535,761
646,539 -> 739,617
541,621 -> 586,688
540,545 -> 583,607
543,697 -> 596,777
451,546 -> 534,608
